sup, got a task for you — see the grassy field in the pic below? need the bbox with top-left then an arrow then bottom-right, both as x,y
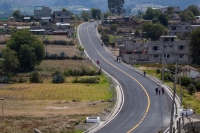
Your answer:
0,76 -> 112,101
0,34 -> 116,132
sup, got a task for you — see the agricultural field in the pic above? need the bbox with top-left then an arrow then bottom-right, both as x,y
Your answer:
0,35 -> 116,132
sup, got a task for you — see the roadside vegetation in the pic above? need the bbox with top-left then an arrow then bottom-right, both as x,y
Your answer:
135,63 -> 200,114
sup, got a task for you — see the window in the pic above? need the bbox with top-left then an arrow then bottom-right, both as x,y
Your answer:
57,14 -> 61,16
152,46 -> 159,51
164,54 -> 171,58
169,45 -> 173,48
127,52 -> 132,54
153,54 -> 160,58
66,13 -> 68,16
179,45 -> 185,50
135,51 -> 142,54
171,27 -> 176,30
179,54 -> 185,58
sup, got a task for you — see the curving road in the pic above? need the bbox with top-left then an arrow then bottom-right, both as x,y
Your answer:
78,22 -> 172,133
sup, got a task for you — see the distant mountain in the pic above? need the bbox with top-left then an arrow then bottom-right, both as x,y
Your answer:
54,0 -> 200,10
54,0 -> 108,10
0,0 -> 57,7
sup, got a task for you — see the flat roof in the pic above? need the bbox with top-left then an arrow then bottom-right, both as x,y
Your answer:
160,35 -> 177,38
24,17 -> 30,19
30,29 -> 45,32
41,17 -> 51,20
56,23 -> 70,26
17,26 -> 30,29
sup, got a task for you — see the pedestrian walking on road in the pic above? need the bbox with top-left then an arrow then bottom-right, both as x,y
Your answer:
161,87 -> 165,94
155,87 -> 158,94
143,71 -> 146,77
158,89 -> 161,95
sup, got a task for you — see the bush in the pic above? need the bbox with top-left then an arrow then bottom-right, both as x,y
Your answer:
52,70 -> 65,83
187,84 -> 196,95
156,69 -> 161,74
181,76 -> 191,87
18,78 -> 27,83
72,76 -> 100,83
194,81 -> 200,91
52,74 -> 65,83
29,72 -> 42,83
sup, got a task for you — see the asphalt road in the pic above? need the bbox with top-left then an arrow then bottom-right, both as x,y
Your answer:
78,22 -> 172,133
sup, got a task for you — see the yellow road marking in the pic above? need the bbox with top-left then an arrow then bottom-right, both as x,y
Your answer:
83,24 -> 151,132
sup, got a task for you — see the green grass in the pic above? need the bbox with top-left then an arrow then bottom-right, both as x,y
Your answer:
109,35 -> 123,43
0,75 -> 112,101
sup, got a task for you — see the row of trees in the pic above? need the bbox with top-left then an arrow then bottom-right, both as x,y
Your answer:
81,8 -> 101,21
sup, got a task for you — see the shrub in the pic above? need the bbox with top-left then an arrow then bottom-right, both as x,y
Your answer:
167,65 -> 175,72
52,70 -> 65,83
72,77 -> 79,83
72,76 -> 100,83
18,78 -> 27,83
187,84 -> 196,95
194,81 -> 200,91
181,76 -> 191,87
78,76 -> 100,83
156,69 -> 161,74
29,72 -> 42,83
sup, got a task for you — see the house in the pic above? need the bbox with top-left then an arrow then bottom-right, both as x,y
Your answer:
180,65 -> 200,80
34,6 -> 52,20
105,15 -> 124,23
23,17 -> 30,22
51,11 -> 72,23
169,22 -> 200,36
160,6 -> 181,14
41,17 -> 51,23
120,35 -> 190,64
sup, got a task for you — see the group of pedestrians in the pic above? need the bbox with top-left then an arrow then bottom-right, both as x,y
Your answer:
155,86 -> 165,95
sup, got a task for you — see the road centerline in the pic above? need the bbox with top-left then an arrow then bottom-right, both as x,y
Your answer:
82,23 -> 151,132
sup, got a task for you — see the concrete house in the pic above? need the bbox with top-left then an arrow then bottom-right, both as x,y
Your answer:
34,6 -> 52,20
120,36 -> 190,64
51,11 -> 72,23
169,22 -> 200,36
180,65 -> 200,80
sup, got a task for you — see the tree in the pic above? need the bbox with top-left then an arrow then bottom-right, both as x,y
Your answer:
104,11 -> 112,18
91,8 -> 101,19
6,29 -> 44,70
62,8 -> 67,11
110,24 -> 118,31
81,11 -> 90,21
1,47 -> 19,73
166,7 -> 174,15
187,4 -> 200,16
12,10 -> 22,21
189,28 -> 200,64
108,0 -> 124,15
179,10 -> 195,22
142,22 -> 167,41
134,30 -> 140,37
157,14 -> 168,26
143,7 -> 161,20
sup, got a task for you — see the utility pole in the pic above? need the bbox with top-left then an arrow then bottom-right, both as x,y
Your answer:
179,66 -> 182,108
169,56 -> 178,133
162,39 -> 164,84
